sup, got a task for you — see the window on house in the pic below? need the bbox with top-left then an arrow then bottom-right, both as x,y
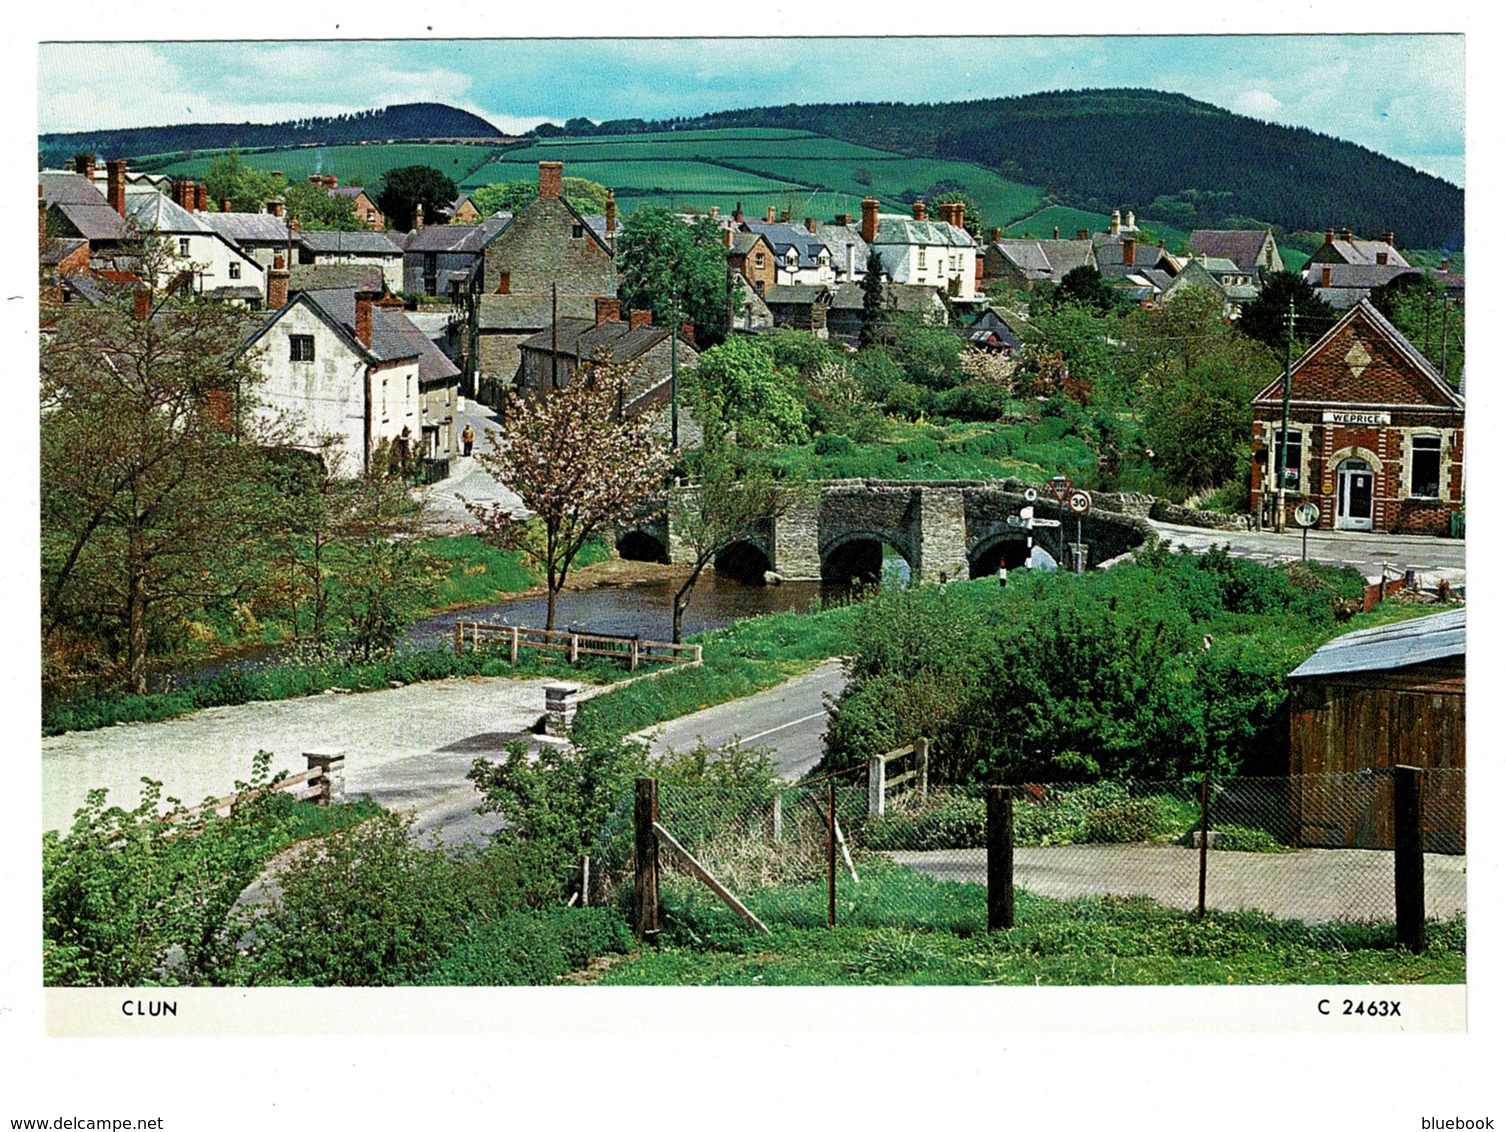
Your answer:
1410,435 -> 1442,498
1272,429 -> 1302,490
918,248 -> 927,268
289,334 -> 315,362
755,253 -> 765,269
178,237 -> 191,256
228,262 -> 241,280
572,224 -> 584,239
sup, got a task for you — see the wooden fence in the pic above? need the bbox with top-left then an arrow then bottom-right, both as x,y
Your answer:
166,750 -> 346,826
867,738 -> 929,816
453,621 -> 702,671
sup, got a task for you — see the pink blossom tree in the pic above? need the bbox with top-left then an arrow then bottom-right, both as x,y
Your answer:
465,362 -> 671,631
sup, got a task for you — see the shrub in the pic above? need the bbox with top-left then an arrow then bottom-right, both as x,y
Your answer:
863,793 -> 986,850
1209,825 -> 1287,853
419,908 -> 633,985
1080,798 -> 1167,843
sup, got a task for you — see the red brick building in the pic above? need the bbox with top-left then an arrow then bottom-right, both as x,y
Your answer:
1250,298 -> 1463,534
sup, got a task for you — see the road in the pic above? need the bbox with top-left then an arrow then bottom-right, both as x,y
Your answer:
423,395 -> 526,534
1146,519 -> 1465,589
632,658 -> 847,781
41,674 -> 564,845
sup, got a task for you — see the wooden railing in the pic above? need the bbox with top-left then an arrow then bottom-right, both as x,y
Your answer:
453,621 -> 702,671
166,750 -> 346,826
867,738 -> 929,816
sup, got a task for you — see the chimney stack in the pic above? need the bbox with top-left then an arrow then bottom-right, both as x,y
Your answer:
1321,265 -> 1333,288
1325,228 -> 1336,244
324,175 -> 338,189
955,202 -> 965,231
354,290 -> 379,348
780,208 -> 791,223
766,206 -> 777,222
309,175 -> 322,185
861,198 -> 880,245
1053,226 -> 1060,240
679,320 -> 695,348
106,159 -> 127,217
1385,231 -> 1395,246
538,161 -> 564,200
1110,209 -> 1121,236
195,184 -> 208,213
267,255 -> 289,309
595,297 -> 621,326
629,309 -> 653,330
74,153 -> 96,182
805,216 -> 818,234
1341,228 -> 1353,243
220,198 -> 231,213
414,202 -> 425,230
835,213 -> 851,226
990,227 -> 1002,244
268,200 -> 285,218
1122,236 -> 1136,266
1126,210 -> 1136,231
1077,228 -> 1089,240
723,226 -> 734,249
912,200 -> 926,222
734,201 -> 744,223
1441,259 -> 1450,274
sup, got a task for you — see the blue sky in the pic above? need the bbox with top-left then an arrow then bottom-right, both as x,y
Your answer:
38,35 -> 1465,185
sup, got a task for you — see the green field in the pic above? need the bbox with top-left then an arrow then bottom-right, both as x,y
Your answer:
152,143 -> 502,187
463,157 -> 797,196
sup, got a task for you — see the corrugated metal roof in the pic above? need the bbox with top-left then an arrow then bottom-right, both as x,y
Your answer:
1288,608 -> 1465,680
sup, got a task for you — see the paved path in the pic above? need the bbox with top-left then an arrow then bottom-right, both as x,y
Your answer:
1146,520 -> 1465,590
632,659 -> 846,781
42,675 -> 562,843
888,844 -> 1466,924
423,397 -> 526,534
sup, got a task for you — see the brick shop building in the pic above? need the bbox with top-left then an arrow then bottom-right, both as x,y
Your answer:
1250,298 -> 1463,533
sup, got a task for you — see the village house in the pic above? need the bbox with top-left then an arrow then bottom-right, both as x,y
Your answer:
195,209 -> 294,273
738,213 -> 836,285
726,229 -> 779,295
1303,260 -> 1465,310
468,161 -> 618,405
296,228 -> 405,294
123,182 -> 267,302
39,159 -> 133,266
980,232 -> 1097,290
1249,297 -> 1463,534
306,175 -> 384,229
859,197 -> 977,300
239,276 -> 425,475
401,214 -> 508,298
447,193 -> 482,225
1186,228 -> 1284,278
1307,227 -> 1410,268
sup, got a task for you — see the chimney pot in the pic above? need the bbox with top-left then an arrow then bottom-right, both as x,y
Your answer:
220,198 -> 231,213
861,197 -> 880,245
765,206 -> 776,222
734,201 -> 744,223
1342,228 -> 1353,243
805,216 -> 817,234
595,297 -> 621,326
268,256 -> 289,308
629,308 -> 652,330
1385,231 -> 1395,247
954,202 -> 966,231
990,227 -> 1002,244
1053,226 -> 1060,240
1325,228 -> 1335,244
535,158 -> 562,198
912,200 -> 926,222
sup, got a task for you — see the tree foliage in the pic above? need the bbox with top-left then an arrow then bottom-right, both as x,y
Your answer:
467,176 -> 611,219
1237,270 -> 1336,354
465,361 -> 671,630
691,337 -> 810,447
283,179 -> 364,232
376,164 -> 459,231
202,146 -> 284,214
617,206 -> 731,347
859,247 -> 886,348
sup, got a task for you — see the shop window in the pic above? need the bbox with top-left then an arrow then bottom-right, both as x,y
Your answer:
1410,435 -> 1442,498
1272,428 -> 1301,490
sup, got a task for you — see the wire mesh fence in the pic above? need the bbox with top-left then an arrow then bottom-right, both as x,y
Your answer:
619,769 -> 1464,953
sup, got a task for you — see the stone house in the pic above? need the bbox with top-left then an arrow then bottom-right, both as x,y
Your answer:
516,301 -> 696,400
1307,228 -> 1410,268
239,282 -> 424,475
40,165 -> 132,264
296,229 -> 405,294
1187,228 -> 1283,278
726,230 -> 779,295
468,161 -> 618,405
980,234 -> 1097,290
304,175 -> 384,229
1304,261 -> 1465,311
123,184 -> 266,302
1249,298 -> 1463,534
825,282 -> 948,343
448,194 -> 482,225
763,284 -> 834,336
738,217 -> 835,285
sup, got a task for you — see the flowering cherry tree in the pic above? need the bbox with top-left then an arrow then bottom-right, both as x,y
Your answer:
465,361 -> 671,631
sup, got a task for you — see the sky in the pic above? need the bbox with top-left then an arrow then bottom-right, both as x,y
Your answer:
36,35 -> 1465,186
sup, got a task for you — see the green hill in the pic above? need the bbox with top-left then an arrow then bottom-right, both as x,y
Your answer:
667,89 -> 1464,250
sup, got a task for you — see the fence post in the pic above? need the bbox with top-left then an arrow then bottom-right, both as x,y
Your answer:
987,785 -> 1014,931
771,792 -> 783,844
581,856 -> 590,907
630,638 -> 640,672
915,738 -> 929,797
1394,765 -> 1427,954
453,622 -> 463,657
1198,775 -> 1210,920
868,755 -> 886,816
634,777 -> 660,941
509,625 -> 519,664
304,749 -> 346,806
569,633 -> 579,664
827,780 -> 837,929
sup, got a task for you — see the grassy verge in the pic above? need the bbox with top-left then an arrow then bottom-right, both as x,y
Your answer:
597,860 -> 1464,986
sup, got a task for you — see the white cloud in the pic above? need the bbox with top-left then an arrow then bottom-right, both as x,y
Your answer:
1233,89 -> 1284,119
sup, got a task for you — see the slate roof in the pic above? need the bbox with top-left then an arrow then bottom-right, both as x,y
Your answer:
40,237 -> 89,266
583,215 -> 625,242
517,316 -> 674,363
385,312 -> 461,386
742,221 -> 831,269
869,215 -> 974,248
1095,240 -> 1168,269
1187,229 -> 1275,273
40,173 -> 130,242
246,288 -> 419,365
1288,608 -> 1464,680
765,283 -> 833,307
1305,262 -> 1422,291
288,263 -> 385,292
196,211 -> 291,246
475,292 -> 598,331
830,282 -> 945,313
730,231 -> 769,256
403,221 -> 502,254
298,229 -> 404,255
813,223 -> 871,275
1313,238 -> 1412,268
124,186 -> 210,234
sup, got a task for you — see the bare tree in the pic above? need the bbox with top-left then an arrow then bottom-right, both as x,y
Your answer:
464,361 -> 671,631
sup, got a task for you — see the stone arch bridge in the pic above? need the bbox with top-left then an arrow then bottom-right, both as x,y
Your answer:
619,479 -> 1156,584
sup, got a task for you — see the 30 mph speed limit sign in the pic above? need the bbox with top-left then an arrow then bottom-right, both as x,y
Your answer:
1067,489 -> 1092,515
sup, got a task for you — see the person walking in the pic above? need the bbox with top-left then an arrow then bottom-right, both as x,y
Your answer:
461,423 -> 475,457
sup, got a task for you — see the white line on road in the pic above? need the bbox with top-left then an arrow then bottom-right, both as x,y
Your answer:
734,711 -> 830,747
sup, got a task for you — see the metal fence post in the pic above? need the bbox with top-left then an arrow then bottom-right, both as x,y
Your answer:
1198,775 -> 1210,920
1394,765 -> 1426,953
634,777 -> 660,941
827,780 -> 837,929
868,755 -> 885,816
987,785 -> 1015,930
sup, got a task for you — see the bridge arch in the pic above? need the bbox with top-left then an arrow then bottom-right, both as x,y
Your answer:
820,530 -> 917,585
967,533 -> 1032,578
616,527 -> 669,564
714,538 -> 773,583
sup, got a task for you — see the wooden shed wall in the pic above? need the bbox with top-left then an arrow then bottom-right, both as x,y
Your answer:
1288,659 -> 1464,852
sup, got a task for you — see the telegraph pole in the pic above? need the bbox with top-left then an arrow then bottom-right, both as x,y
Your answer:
670,305 -> 680,450
1275,299 -> 1295,533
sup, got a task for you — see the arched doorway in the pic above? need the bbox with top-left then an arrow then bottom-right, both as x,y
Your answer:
1334,457 -> 1375,531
